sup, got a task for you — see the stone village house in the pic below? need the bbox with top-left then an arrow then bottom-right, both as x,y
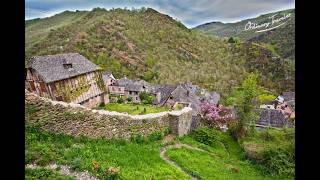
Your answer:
25,53 -> 108,108
106,76 -> 156,103
257,92 -> 295,128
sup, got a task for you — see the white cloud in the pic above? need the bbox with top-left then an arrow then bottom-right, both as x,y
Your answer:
25,0 -> 295,27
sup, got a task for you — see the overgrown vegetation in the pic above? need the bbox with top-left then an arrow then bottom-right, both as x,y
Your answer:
239,128 -> 295,178
166,127 -> 289,179
139,91 -> 154,105
25,168 -> 75,180
25,125 -> 188,179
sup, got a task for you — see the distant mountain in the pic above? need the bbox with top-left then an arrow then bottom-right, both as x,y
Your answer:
195,9 -> 295,61
25,7 -> 294,96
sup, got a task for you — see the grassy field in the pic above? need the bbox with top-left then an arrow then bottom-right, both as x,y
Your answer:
25,125 -> 289,179
105,103 -> 170,115
25,125 -> 188,179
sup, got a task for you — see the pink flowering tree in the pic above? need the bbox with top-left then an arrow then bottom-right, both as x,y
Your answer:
200,101 -> 234,129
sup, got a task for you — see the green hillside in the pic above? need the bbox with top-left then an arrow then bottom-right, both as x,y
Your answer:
195,9 -> 295,61
25,7 -> 294,96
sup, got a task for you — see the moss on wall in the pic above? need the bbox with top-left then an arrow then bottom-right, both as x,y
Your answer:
55,75 -> 90,102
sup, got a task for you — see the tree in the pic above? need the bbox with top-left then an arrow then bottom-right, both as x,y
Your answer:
139,92 -> 154,104
200,102 -> 234,129
233,73 -> 259,139
142,71 -> 155,81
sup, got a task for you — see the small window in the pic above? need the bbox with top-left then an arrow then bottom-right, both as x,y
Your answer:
63,63 -> 73,69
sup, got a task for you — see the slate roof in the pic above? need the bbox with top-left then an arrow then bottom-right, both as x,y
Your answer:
153,85 -> 177,105
256,109 -> 294,128
115,77 -> 145,92
169,85 -> 202,115
102,71 -> 115,84
282,92 -> 295,101
27,53 -> 100,83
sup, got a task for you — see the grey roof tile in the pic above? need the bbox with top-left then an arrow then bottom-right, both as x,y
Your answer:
27,53 -> 100,83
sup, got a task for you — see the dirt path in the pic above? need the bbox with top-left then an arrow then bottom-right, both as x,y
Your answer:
25,163 -> 98,180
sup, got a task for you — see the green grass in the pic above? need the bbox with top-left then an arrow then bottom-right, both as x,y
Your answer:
105,103 -> 169,115
166,147 -> 274,180
168,128 -> 283,179
26,124 -> 291,179
25,125 -> 188,179
239,128 -> 295,178
25,168 -> 75,180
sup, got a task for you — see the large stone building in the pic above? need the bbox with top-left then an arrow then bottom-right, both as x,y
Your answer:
25,53 -> 108,108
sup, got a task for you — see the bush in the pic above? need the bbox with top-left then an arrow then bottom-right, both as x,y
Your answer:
148,131 -> 164,142
191,128 -> 220,146
117,97 -> 124,104
139,92 -> 154,105
130,134 -> 146,144
262,143 -> 295,177
71,157 -> 82,171
127,96 -> 133,102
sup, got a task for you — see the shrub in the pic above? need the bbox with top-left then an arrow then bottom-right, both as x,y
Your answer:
191,128 -> 220,146
130,134 -> 146,144
99,102 -> 105,108
148,131 -> 163,142
142,71 -> 155,81
117,97 -> 124,104
71,157 -> 82,171
127,96 -> 133,102
257,94 -> 276,104
103,167 -> 120,180
262,143 -> 295,177
139,92 -> 154,104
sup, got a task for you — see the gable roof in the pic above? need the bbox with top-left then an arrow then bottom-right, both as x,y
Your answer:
115,77 -> 146,92
169,85 -> 202,115
102,71 -> 115,83
27,53 -> 100,83
154,85 -> 177,105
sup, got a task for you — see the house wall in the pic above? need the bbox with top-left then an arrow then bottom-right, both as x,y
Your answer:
109,86 -> 125,95
276,102 -> 295,119
25,68 -> 53,99
26,68 -> 107,108
164,97 -> 176,109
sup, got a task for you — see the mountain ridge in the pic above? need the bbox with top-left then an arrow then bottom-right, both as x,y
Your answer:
25,7 -> 294,96
194,9 -> 295,61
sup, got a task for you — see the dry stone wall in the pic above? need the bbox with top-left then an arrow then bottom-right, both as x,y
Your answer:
25,90 -> 193,139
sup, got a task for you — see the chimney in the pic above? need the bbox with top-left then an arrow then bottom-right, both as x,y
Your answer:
156,92 -> 161,103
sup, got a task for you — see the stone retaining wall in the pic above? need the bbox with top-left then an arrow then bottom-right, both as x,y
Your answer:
25,90 -> 193,139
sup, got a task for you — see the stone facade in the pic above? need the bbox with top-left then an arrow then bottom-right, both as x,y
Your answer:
25,90 -> 193,139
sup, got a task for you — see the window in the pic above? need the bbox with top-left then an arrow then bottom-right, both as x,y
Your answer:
118,87 -> 121,91
63,63 -> 73,69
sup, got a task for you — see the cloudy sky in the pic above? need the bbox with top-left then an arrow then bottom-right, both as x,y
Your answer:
25,0 -> 295,28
